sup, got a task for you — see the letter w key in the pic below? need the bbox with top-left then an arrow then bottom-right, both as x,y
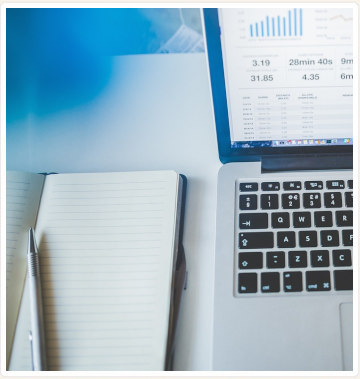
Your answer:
293,212 -> 311,228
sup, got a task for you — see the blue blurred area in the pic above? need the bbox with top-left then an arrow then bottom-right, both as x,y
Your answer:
6,8 -> 203,123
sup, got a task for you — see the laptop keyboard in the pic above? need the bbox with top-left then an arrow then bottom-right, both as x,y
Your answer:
235,179 -> 353,295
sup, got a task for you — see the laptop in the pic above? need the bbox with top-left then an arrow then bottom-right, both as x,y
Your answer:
202,6 -> 355,371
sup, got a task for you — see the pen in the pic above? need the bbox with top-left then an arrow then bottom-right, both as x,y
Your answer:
27,227 -> 47,370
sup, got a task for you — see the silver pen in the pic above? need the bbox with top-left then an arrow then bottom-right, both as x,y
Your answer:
27,227 -> 47,370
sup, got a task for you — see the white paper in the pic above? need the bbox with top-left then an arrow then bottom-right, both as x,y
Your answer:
25,171 -> 179,370
6,171 -> 44,368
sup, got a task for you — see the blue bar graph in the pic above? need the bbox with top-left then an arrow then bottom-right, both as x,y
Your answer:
277,16 -> 280,36
283,17 -> 286,36
249,8 -> 303,38
288,10 -> 291,36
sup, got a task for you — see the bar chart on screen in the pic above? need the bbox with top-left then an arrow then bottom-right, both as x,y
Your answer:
249,9 -> 303,38
229,8 -> 353,46
219,7 -> 353,142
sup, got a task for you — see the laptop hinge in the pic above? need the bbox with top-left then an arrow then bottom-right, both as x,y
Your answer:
261,154 -> 353,173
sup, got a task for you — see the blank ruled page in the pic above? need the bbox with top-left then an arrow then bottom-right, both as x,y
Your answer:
6,171 -> 45,367
34,171 -> 180,370
8,277 -> 32,370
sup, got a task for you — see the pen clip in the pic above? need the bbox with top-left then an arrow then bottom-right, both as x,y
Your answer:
29,330 -> 34,371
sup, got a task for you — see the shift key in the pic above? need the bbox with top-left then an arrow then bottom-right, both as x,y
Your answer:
239,232 -> 274,249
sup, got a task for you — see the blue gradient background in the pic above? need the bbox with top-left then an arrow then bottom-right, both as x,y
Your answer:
6,8 -> 202,123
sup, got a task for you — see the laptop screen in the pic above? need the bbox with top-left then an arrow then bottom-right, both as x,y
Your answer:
203,7 -> 355,161
219,7 -> 353,149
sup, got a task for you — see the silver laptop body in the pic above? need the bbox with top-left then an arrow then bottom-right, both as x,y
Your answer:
202,6 -> 355,371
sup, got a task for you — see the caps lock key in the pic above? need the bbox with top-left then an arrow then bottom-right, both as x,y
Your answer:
239,232 -> 274,249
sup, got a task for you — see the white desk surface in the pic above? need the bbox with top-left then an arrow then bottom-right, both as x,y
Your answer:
7,53 -> 222,370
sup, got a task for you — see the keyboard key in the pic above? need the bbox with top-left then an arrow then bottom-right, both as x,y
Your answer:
303,193 -> 321,208
283,181 -> 301,190
347,180 -> 353,189
310,250 -> 330,267
314,211 -> 333,227
239,232 -> 274,249
261,182 -> 280,191
326,180 -> 345,189
240,195 -> 257,210
239,213 -> 268,229
320,230 -> 339,247
345,192 -> 353,207
239,252 -> 263,269
306,271 -> 331,291
261,272 -> 280,293
335,210 -> 352,227
266,251 -> 285,269
288,251 -> 307,268
277,231 -> 296,248
271,212 -> 290,228
293,212 -> 311,228
261,194 -> 279,210
284,272 -> 303,292
334,270 -> 352,291
240,182 -> 258,192
238,273 -> 257,293
299,231 -> 317,247
282,193 -> 300,209
305,181 -> 323,190
324,192 -> 342,208
342,230 -> 353,246
332,250 -> 352,267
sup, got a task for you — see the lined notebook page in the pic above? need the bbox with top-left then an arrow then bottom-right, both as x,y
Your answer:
6,171 -> 45,367
8,277 -> 32,370
34,171 -> 180,370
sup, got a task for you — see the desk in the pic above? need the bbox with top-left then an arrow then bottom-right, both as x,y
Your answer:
7,53 -> 222,370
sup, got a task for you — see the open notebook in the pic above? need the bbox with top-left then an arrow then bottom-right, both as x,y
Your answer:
6,170 -> 185,371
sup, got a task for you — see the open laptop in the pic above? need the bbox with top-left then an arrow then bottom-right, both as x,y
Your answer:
202,6 -> 355,371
